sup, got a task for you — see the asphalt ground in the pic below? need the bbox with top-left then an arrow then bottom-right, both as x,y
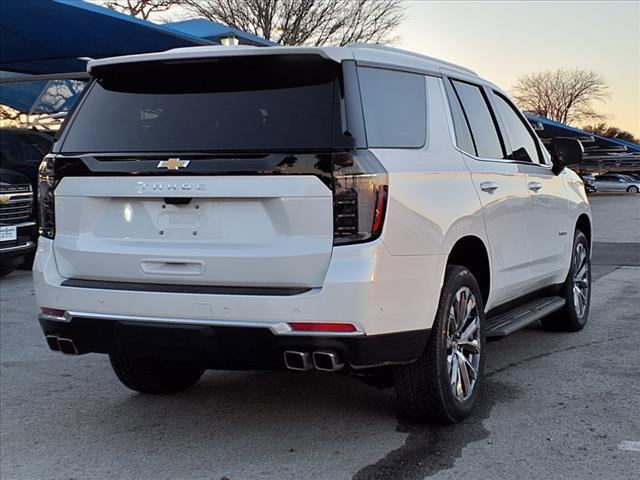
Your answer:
1,194 -> 638,480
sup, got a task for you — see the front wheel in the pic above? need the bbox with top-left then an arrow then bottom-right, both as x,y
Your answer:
394,265 -> 485,423
541,230 -> 591,332
627,186 -> 639,194
110,354 -> 205,394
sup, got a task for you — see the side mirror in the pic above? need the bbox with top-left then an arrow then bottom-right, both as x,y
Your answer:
550,137 -> 583,175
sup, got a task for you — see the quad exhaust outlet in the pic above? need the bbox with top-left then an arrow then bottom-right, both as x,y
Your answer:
46,335 -> 80,355
284,350 -> 344,372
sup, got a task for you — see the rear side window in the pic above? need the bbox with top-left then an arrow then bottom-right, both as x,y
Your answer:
450,80 -> 503,159
358,67 -> 426,148
491,92 -> 541,163
61,56 -> 339,153
443,80 -> 476,155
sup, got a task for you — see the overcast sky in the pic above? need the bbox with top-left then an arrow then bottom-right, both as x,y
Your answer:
398,0 -> 639,136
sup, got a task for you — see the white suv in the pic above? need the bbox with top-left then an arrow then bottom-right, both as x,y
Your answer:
34,45 -> 591,423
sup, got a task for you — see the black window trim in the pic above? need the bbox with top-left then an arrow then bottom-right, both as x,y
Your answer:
446,76 -> 508,162
442,75 -> 478,156
489,89 -> 549,167
443,75 -> 552,169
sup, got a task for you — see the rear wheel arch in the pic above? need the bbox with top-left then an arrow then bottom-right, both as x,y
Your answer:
576,214 -> 591,245
446,236 -> 490,305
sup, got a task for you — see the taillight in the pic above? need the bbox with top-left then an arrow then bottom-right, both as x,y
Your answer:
333,150 -> 388,245
38,155 -> 56,239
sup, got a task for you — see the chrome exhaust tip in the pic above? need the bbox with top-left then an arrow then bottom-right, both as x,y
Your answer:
57,338 -> 79,355
284,351 -> 313,371
45,335 -> 60,352
312,351 -> 344,372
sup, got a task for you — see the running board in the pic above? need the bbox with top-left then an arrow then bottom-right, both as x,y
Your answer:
486,296 -> 565,339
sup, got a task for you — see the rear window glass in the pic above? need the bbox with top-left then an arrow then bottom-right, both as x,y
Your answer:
358,67 -> 426,148
61,56 -> 339,153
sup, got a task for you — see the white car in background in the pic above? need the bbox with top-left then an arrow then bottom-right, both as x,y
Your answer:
34,45 -> 591,423
594,173 -> 640,193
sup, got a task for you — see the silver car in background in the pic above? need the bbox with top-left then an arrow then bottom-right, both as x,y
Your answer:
594,173 -> 640,193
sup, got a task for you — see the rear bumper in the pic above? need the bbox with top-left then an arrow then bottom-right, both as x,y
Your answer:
0,222 -> 37,260
34,237 -> 446,367
39,312 -> 429,370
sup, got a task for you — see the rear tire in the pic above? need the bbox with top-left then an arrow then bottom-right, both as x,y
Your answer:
541,230 -> 591,332
394,265 -> 486,423
109,354 -> 205,394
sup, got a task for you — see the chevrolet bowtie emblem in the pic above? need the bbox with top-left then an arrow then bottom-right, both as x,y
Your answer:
0,194 -> 10,204
157,158 -> 190,170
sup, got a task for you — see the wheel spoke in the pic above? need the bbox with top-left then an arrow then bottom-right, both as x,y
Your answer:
575,263 -> 588,282
450,354 -> 459,392
447,308 -> 457,337
464,295 -> 477,323
456,290 -> 467,333
458,351 -> 479,379
459,317 -> 479,342
458,339 -> 481,355
457,352 -> 471,396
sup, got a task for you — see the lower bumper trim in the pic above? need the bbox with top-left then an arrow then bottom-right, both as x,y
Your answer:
39,314 -> 430,370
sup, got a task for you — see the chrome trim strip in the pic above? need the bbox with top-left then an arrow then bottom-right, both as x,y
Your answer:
0,241 -> 35,253
39,313 -> 70,323
3,221 -> 36,228
63,311 -> 365,337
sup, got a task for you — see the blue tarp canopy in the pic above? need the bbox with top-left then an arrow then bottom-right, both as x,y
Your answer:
163,19 -> 276,47
0,0 -> 208,75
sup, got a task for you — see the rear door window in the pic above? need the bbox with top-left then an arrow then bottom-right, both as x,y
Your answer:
61,56 -> 339,153
450,80 -> 503,159
358,67 -> 426,148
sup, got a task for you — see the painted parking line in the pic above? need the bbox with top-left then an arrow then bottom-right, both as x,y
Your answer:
617,441 -> 640,452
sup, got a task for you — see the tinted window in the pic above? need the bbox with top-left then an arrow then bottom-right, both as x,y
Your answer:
451,80 -> 503,159
62,56 -> 339,153
444,80 -> 476,155
358,67 -> 426,148
492,92 -> 540,162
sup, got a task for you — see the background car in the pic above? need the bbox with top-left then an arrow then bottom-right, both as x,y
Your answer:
0,128 -> 54,193
580,173 -> 597,194
0,169 -> 37,277
594,173 -> 640,193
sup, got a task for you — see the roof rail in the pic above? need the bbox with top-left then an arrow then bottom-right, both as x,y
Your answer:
346,43 -> 477,76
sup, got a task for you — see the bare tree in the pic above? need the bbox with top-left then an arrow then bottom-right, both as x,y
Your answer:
100,0 -> 180,20
180,0 -> 405,46
512,68 -> 609,125
582,122 -> 639,145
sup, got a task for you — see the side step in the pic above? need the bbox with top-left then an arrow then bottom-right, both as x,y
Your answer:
486,296 -> 565,340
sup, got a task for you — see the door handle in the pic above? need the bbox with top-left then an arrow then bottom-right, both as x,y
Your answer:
528,181 -> 542,192
480,182 -> 499,193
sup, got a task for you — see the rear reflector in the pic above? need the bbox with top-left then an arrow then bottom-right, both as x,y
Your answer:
289,322 -> 357,333
41,308 -> 66,317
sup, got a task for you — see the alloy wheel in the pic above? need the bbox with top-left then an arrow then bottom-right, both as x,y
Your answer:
446,286 -> 481,402
573,242 -> 590,318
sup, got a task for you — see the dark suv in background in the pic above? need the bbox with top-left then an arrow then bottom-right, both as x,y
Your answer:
0,169 -> 36,276
0,129 -> 52,276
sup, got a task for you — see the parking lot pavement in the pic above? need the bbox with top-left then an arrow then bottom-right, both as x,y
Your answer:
1,196 -> 639,480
